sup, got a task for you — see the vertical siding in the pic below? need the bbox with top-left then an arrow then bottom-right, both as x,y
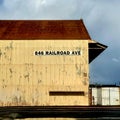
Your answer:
102,88 -> 110,105
102,88 -> 120,105
91,87 -> 120,105
97,87 -> 102,105
91,88 -> 97,105
0,40 -> 89,106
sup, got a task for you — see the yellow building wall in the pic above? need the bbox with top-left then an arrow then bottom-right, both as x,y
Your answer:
0,40 -> 89,106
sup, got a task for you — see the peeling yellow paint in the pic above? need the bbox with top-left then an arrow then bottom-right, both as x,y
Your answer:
0,40 -> 89,106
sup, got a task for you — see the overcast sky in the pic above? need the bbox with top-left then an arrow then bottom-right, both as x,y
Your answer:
0,0 -> 120,85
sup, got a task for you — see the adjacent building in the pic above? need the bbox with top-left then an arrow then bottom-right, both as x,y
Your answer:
90,84 -> 120,105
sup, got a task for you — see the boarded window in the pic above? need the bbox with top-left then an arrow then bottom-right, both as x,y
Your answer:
49,91 -> 85,96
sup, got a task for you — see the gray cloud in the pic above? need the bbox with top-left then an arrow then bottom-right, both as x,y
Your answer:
0,0 -> 79,19
87,1 -> 120,84
112,58 -> 120,63
0,0 -> 120,85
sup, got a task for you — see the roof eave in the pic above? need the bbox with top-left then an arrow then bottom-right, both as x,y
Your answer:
89,42 -> 107,63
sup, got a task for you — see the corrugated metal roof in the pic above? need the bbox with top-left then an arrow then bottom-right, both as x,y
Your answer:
0,19 -> 91,40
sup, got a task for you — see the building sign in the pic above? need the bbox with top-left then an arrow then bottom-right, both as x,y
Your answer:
34,50 -> 81,56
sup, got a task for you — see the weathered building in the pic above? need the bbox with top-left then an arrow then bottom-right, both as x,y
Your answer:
0,20 -> 107,106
